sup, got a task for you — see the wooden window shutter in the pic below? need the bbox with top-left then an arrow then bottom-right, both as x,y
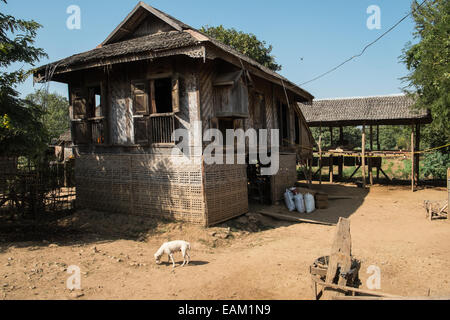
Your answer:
172,75 -> 180,113
134,117 -> 149,145
132,82 -> 149,115
72,88 -> 87,120
72,121 -> 90,145
88,87 -> 96,118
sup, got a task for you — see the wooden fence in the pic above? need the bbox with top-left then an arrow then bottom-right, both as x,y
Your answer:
0,160 -> 76,219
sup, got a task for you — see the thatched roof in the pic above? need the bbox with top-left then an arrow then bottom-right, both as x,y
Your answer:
298,95 -> 432,127
34,2 -> 313,101
41,31 -> 200,71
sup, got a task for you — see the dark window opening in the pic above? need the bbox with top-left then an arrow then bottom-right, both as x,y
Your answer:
282,103 -> 288,140
295,114 -> 300,145
218,118 -> 235,138
88,86 -> 102,118
278,102 -> 289,146
154,78 -> 173,114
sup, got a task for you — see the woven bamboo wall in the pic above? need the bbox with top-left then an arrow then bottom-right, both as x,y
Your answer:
270,153 -> 298,203
204,163 -> 249,226
76,154 -> 206,224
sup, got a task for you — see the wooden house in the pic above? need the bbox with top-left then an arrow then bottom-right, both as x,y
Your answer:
34,2 -> 315,226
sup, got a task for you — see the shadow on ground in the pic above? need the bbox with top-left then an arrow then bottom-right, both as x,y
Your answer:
0,210 -> 174,253
0,183 -> 370,253
217,183 -> 370,232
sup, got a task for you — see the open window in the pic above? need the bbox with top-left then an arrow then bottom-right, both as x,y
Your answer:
131,75 -> 179,145
88,85 -> 105,145
71,84 -> 106,146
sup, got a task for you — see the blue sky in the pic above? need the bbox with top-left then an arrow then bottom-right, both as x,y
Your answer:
3,0 -> 417,100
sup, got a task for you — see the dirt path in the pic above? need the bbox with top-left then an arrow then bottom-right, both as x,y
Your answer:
1,184 -> 449,300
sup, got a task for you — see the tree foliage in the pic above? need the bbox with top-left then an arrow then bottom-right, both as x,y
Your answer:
422,149 -> 450,179
26,90 -> 70,142
200,25 -> 282,71
310,127 -> 362,150
0,0 -> 48,157
401,0 -> 450,148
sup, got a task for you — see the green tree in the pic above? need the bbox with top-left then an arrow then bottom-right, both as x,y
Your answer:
401,0 -> 450,148
378,126 -> 410,150
311,126 -> 363,150
0,0 -> 48,157
26,90 -> 70,142
200,25 -> 282,71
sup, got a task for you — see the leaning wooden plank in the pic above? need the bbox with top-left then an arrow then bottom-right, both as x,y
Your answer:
312,276 -> 399,298
259,211 -> 336,226
328,196 -> 357,200
323,217 -> 352,299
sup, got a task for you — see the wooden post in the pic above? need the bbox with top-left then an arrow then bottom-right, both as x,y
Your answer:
376,125 -> 380,180
330,127 -> 333,149
415,124 -> 421,186
319,126 -> 323,185
330,156 -> 334,183
329,127 -> 333,183
370,126 -> 374,151
411,125 -> 415,192
323,218 -> 352,299
362,125 -> 366,188
368,126 -> 374,185
339,127 -> 344,179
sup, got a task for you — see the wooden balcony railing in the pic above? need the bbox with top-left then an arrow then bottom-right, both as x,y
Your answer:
149,113 -> 175,145
90,118 -> 105,145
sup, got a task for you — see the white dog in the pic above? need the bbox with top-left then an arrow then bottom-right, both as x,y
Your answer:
154,240 -> 191,268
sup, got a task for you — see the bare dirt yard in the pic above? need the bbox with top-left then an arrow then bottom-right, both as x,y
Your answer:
1,183 -> 449,300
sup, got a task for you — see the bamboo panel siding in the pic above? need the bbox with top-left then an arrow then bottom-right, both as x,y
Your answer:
75,154 -> 206,224
204,163 -> 249,226
270,153 -> 298,203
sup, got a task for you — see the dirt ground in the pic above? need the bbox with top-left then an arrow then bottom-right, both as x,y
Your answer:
0,183 -> 449,300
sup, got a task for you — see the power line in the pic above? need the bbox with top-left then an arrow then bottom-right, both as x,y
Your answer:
299,0 -> 429,87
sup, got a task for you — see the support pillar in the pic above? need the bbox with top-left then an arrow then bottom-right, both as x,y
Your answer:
369,125 -> 374,185
339,127 -> 344,179
319,126 -> 323,185
377,125 -> 380,180
415,124 -> 421,187
329,127 -> 333,183
362,125 -> 366,188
